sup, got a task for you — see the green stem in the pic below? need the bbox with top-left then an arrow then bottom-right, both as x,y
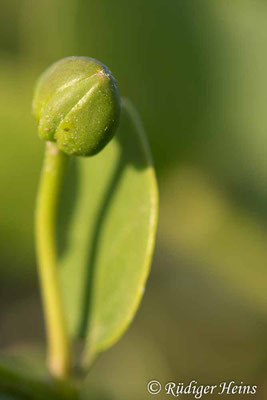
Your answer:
35,142 -> 71,379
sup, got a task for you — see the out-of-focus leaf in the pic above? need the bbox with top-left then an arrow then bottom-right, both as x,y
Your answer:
0,60 -> 43,281
160,165 -> 267,315
58,99 -> 158,366
0,349 -> 77,400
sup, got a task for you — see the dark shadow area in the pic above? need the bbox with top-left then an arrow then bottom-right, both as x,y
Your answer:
115,100 -> 152,171
201,159 -> 267,226
226,179 -> 267,224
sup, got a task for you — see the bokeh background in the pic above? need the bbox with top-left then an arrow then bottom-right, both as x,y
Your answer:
1,0 -> 267,399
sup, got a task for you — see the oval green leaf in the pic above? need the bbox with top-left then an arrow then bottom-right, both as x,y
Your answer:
58,99 -> 158,366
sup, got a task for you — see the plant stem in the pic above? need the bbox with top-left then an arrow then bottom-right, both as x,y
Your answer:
35,142 -> 71,379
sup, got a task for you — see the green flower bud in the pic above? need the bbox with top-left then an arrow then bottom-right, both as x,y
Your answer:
33,56 -> 120,156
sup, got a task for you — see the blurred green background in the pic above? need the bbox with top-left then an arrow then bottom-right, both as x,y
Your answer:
1,0 -> 267,398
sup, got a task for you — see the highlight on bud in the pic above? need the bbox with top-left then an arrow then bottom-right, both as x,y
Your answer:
32,56 -> 121,156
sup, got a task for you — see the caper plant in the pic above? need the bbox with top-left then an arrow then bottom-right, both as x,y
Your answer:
33,57 -> 120,379
0,56 -> 158,399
